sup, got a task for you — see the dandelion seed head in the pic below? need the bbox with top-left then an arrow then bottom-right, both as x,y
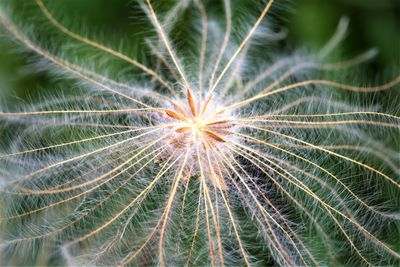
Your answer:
0,0 -> 399,266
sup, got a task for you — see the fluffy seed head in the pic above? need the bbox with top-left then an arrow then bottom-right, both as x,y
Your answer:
0,0 -> 399,266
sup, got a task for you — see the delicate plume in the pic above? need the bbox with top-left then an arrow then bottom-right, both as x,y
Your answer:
0,0 -> 399,266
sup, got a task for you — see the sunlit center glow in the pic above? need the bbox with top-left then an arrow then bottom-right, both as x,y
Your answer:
158,89 -> 237,186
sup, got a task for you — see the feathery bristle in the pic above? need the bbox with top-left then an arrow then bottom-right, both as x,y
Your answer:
0,0 -> 399,266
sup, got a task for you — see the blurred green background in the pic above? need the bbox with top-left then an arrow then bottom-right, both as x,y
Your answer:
0,0 -> 399,101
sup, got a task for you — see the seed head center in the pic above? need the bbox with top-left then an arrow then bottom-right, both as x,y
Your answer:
157,89 -> 238,187
189,118 -> 204,134
162,89 -> 236,149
